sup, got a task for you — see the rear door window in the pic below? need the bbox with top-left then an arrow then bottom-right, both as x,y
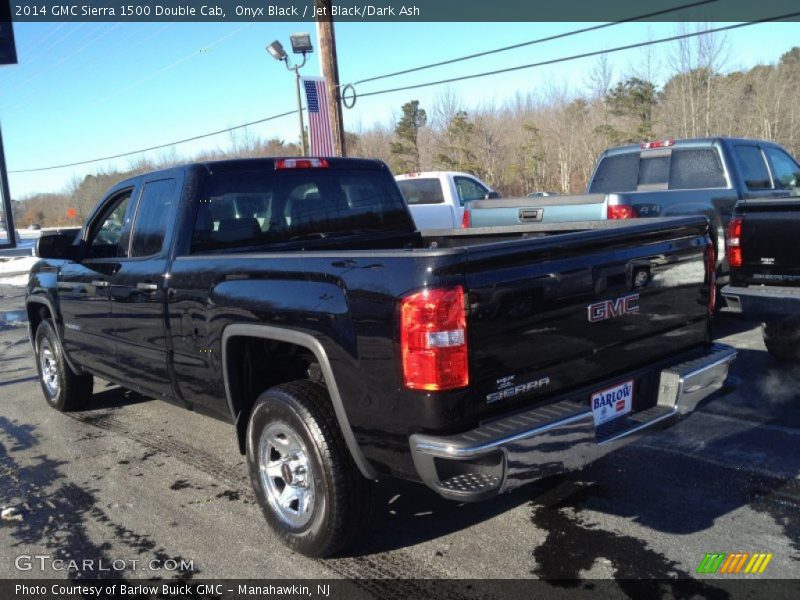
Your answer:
588,153 -> 638,193
734,145 -> 772,190
396,178 -> 444,205
130,178 -> 176,257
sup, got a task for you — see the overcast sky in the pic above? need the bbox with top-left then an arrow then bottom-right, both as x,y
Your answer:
2,19 -> 799,198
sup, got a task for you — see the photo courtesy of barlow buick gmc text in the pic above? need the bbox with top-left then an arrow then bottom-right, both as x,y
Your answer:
1,1 -> 800,599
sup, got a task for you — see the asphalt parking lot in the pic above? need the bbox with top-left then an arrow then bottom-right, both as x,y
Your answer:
1,282 -> 798,588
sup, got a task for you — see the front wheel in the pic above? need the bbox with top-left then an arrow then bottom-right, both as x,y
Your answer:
246,380 -> 373,557
34,320 -> 94,411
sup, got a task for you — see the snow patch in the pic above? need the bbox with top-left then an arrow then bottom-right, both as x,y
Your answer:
0,256 -> 39,286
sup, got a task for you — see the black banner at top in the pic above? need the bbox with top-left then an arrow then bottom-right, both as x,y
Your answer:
6,0 -> 800,22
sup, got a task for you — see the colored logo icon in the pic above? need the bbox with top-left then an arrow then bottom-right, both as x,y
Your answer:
697,553 -> 773,575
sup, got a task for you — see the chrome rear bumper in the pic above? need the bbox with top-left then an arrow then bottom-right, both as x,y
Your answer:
721,284 -> 800,319
409,344 -> 737,501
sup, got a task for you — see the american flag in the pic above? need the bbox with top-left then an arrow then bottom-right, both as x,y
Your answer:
301,77 -> 334,156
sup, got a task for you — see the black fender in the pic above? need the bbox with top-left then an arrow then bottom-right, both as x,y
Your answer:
220,323 -> 378,480
25,295 -> 83,375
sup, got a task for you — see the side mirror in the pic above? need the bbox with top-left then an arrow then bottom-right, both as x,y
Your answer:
36,231 -> 82,260
484,191 -> 501,200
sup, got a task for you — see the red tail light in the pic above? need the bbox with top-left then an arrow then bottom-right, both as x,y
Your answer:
461,207 -> 471,228
727,216 -> 743,268
608,205 -> 636,219
706,240 -> 716,315
400,286 -> 468,391
275,158 -> 329,169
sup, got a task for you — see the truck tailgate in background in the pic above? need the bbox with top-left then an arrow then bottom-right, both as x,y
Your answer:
462,217 -> 712,420
468,194 -> 607,226
732,199 -> 800,287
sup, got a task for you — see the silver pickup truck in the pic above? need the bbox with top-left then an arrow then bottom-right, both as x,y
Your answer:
466,192 -> 637,225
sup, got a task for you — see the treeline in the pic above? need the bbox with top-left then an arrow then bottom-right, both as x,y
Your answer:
12,135 -> 301,227
13,37 -> 800,227
365,42 -> 800,196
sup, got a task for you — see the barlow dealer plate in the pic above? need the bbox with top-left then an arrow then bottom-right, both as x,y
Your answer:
591,380 -> 634,426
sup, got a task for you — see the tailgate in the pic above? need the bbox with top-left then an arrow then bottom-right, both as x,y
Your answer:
464,217 -> 712,420
469,194 -> 606,226
734,200 -> 800,286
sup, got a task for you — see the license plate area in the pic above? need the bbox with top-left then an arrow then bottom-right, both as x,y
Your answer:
591,380 -> 634,426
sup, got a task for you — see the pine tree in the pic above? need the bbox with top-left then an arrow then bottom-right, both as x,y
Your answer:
435,111 -> 478,173
605,77 -> 657,142
390,100 -> 427,172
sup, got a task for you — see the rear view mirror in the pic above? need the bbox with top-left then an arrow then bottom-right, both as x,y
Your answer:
485,191 -> 501,199
36,231 -> 81,260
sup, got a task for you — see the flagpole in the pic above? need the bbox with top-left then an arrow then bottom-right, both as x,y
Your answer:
294,70 -> 307,156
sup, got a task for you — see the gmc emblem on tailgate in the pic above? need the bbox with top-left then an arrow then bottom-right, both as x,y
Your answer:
588,293 -> 640,322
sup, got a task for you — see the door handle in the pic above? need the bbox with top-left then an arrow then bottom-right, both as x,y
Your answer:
136,282 -> 158,291
518,208 -> 543,222
91,280 -> 109,288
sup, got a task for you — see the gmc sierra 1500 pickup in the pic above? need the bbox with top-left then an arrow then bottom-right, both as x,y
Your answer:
27,157 -> 736,557
722,197 -> 800,361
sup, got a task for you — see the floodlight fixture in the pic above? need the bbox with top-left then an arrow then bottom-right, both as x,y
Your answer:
266,40 -> 287,61
265,35 -> 313,156
289,33 -> 313,55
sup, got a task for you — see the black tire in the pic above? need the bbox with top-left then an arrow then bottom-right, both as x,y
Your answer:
34,320 -> 94,411
246,380 -> 373,557
763,321 -> 800,362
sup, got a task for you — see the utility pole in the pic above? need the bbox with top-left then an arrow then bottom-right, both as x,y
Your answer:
315,0 -> 346,156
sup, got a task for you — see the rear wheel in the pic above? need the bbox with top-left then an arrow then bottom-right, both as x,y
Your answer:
34,320 -> 94,411
246,380 -> 373,557
763,321 -> 800,362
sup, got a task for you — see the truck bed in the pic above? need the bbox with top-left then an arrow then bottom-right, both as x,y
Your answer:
165,216 -> 713,477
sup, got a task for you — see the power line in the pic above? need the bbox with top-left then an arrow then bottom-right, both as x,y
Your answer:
25,22 -> 84,62
9,109 -> 300,173
14,23 -> 86,72
78,23 -> 253,114
344,0 -> 719,88
357,12 -> 800,100
14,22 -> 67,64
4,24 -> 123,107
11,8 -> 797,174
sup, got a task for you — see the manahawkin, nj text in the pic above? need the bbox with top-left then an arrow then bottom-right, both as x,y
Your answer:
15,584 -> 331,597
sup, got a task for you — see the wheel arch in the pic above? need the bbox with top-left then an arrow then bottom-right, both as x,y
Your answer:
25,296 -> 86,372
221,324 -> 378,480
26,296 -> 53,342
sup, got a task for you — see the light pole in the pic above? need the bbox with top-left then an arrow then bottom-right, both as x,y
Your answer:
267,33 -> 314,156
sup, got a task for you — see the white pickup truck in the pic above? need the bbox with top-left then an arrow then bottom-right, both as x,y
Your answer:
395,171 -> 499,229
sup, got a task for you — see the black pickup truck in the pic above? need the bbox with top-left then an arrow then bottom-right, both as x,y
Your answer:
27,157 -> 736,557
722,198 -> 800,361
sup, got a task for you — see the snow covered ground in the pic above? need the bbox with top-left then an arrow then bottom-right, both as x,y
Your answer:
0,256 -> 38,286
